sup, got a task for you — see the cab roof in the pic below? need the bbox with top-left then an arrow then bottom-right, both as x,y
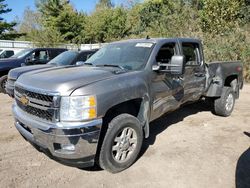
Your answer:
112,37 -> 201,44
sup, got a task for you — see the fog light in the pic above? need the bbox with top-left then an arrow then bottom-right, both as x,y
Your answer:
61,144 -> 75,151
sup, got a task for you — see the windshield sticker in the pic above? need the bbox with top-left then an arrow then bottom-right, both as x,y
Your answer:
135,43 -> 153,48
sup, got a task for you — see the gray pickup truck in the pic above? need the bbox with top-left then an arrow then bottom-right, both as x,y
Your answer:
12,38 -> 243,173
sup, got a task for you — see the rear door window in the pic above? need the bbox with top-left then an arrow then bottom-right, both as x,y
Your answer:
182,43 -> 201,66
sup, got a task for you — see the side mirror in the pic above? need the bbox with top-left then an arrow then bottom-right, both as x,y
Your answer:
76,61 -> 85,66
153,55 -> 185,75
25,57 -> 32,64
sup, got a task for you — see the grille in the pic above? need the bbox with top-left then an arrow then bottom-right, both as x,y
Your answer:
16,100 -> 54,121
15,86 -> 54,103
15,86 -> 58,122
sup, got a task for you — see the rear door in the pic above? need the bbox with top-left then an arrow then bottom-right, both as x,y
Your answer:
180,40 -> 206,102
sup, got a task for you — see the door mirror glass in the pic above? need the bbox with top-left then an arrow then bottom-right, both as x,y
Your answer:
153,55 -> 185,75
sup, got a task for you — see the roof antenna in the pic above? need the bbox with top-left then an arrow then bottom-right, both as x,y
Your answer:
146,35 -> 150,39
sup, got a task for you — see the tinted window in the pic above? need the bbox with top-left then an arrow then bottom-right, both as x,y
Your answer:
77,51 -> 97,62
50,49 -> 67,58
86,42 -> 153,70
0,50 -> 14,58
182,43 -> 201,66
6,50 -> 14,57
31,50 -> 49,61
48,51 -> 78,65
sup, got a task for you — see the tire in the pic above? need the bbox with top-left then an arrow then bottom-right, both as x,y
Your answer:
0,75 -> 7,94
214,87 -> 235,117
98,113 -> 143,173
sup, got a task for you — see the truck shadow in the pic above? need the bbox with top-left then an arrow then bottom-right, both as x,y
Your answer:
235,132 -> 250,188
84,100 -> 211,172
139,100 -> 211,158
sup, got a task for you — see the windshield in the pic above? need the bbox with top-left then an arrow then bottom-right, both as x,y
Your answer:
48,51 -> 78,65
11,49 -> 32,59
85,42 -> 154,70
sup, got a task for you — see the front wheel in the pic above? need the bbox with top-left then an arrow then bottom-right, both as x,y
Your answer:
0,75 -> 8,93
98,114 -> 143,173
214,87 -> 235,117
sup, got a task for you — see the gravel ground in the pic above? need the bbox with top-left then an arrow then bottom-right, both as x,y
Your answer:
0,85 -> 249,188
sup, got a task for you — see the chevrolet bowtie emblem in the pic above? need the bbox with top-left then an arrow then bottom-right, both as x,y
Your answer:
20,95 -> 29,106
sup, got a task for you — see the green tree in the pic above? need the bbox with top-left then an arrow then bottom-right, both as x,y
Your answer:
18,7 -> 42,35
96,0 -> 113,9
18,7 -> 64,46
0,0 -> 23,39
36,0 -> 85,44
83,7 -> 128,43
200,0 -> 244,34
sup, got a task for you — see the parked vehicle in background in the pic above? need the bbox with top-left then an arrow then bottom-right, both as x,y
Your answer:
12,38 -> 243,173
6,49 -> 98,97
0,48 -> 67,93
0,49 -> 15,59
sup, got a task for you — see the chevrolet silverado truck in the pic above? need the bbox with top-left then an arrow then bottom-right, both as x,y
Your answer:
6,49 -> 98,97
0,47 -> 67,93
12,38 -> 243,173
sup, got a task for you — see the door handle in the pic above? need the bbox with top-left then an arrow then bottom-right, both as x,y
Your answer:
177,76 -> 184,81
194,72 -> 205,77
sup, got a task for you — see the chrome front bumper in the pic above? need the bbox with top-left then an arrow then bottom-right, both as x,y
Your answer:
13,104 -> 103,168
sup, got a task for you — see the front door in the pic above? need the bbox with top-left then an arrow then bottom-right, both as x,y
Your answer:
150,42 -> 184,121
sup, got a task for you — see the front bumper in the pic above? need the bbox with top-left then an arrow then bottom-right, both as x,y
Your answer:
13,104 -> 102,168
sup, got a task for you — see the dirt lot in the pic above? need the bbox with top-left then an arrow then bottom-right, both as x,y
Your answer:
0,85 -> 250,188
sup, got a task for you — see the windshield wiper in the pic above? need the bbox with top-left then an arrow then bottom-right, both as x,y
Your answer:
96,64 -> 126,70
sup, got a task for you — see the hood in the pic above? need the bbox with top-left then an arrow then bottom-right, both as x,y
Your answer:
16,66 -> 120,96
8,64 -> 54,80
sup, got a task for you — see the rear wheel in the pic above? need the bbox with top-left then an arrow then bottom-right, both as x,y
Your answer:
0,75 -> 7,93
214,87 -> 235,117
98,114 -> 143,173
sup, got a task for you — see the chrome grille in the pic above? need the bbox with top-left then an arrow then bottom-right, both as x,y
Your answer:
14,86 -> 59,122
16,100 -> 54,121
15,86 -> 54,103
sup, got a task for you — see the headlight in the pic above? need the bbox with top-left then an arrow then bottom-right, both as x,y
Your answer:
60,95 -> 97,121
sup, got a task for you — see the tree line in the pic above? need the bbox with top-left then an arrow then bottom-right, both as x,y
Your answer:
0,0 -> 249,80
